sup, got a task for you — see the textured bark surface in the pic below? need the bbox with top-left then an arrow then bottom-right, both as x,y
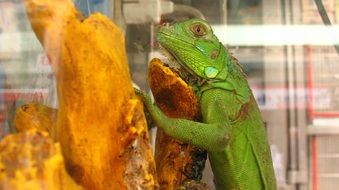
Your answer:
14,103 -> 57,137
24,0 -> 158,189
0,130 -> 82,190
148,58 -> 207,190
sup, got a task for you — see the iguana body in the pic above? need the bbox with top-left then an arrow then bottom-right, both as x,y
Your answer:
138,19 -> 277,190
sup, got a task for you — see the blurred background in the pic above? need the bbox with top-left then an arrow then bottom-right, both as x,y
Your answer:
0,0 -> 338,189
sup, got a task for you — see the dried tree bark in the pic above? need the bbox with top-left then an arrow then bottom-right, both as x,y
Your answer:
148,58 -> 208,190
24,0 -> 158,189
0,130 -> 82,190
14,103 -> 57,136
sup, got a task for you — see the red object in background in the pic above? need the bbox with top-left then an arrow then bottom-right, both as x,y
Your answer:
306,46 -> 339,118
305,45 -> 339,190
0,112 -> 4,122
306,46 -> 318,190
306,46 -> 317,190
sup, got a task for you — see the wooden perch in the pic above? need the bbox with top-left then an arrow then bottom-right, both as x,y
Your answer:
14,103 -> 57,137
0,130 -> 82,190
148,58 -> 208,190
24,0 -> 157,189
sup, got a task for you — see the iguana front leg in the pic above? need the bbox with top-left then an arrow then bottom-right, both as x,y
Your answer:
136,89 -> 230,152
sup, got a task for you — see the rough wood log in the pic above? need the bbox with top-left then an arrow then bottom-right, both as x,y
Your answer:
24,0 -> 157,189
148,58 -> 207,190
0,130 -> 82,190
14,103 -> 57,137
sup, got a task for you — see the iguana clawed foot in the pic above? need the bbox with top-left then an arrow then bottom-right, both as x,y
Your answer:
134,88 -> 158,129
134,88 -> 152,106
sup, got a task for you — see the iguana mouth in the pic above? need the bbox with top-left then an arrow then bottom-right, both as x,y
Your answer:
158,45 -> 204,86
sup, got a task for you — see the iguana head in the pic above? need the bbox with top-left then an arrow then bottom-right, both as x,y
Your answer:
157,18 -> 228,83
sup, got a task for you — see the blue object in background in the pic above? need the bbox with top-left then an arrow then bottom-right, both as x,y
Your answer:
74,0 -> 111,17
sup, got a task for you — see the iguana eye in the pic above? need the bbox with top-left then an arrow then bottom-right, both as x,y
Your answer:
190,23 -> 207,37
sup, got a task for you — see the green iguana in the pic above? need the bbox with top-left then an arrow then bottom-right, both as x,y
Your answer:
137,18 -> 277,190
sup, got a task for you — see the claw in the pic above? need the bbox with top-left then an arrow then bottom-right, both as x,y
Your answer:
134,88 -> 152,105
134,87 -> 144,96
